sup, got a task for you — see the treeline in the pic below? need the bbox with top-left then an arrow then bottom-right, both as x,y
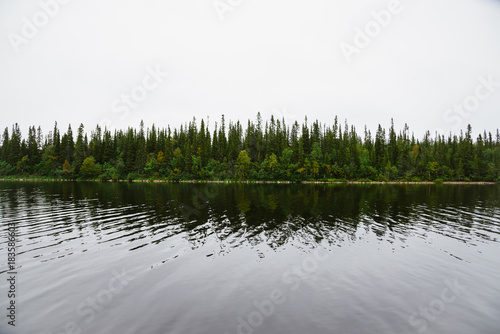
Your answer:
1,114 -> 499,182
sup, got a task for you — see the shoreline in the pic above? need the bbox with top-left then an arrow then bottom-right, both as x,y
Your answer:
0,178 -> 496,185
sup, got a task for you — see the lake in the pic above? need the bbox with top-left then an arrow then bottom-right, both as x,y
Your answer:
0,181 -> 499,334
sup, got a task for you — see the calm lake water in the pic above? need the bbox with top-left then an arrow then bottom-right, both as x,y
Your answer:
0,181 -> 499,334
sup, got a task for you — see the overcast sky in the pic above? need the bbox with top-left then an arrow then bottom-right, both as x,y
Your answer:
1,0 -> 500,139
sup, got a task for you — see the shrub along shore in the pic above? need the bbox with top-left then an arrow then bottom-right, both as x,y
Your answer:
0,178 -> 495,185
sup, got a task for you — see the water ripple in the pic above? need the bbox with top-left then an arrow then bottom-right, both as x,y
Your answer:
0,183 -> 498,270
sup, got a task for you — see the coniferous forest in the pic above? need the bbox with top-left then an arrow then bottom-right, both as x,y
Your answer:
1,114 -> 499,182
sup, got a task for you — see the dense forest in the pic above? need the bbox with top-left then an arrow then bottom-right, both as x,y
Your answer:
0,114 -> 499,182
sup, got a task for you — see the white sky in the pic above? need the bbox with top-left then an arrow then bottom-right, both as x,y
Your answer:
1,0 -> 500,139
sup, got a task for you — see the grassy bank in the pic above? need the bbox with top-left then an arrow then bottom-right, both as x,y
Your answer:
0,177 -> 496,185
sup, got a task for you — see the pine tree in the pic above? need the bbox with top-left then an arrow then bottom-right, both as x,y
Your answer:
1,127 -> 9,162
27,126 -> 40,167
52,122 -> 61,163
8,124 -> 22,165
374,124 -> 386,171
73,124 -> 86,173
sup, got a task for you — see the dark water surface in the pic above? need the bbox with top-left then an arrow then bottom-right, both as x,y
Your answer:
1,182 -> 499,334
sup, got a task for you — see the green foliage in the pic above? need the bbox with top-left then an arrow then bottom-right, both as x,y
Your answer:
0,161 -> 15,176
0,118 -> 498,182
99,162 -> 118,181
236,150 -> 251,179
80,156 -> 101,178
